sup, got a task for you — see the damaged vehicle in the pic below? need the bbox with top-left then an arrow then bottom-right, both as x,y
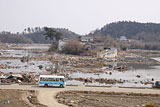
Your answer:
152,81 -> 160,88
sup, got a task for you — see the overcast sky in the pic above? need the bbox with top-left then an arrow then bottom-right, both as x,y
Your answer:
0,0 -> 159,35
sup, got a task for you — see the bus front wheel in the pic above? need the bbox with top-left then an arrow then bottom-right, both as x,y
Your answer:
44,84 -> 48,87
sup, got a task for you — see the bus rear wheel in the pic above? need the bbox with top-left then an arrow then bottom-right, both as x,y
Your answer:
44,84 -> 48,87
60,84 -> 64,88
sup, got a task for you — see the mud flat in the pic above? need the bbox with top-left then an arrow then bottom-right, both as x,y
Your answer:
57,91 -> 160,107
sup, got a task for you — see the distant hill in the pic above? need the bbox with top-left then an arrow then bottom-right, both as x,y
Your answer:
89,21 -> 160,42
0,28 -> 80,44
0,32 -> 33,43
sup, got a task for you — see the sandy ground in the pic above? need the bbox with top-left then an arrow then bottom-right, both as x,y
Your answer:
0,85 -> 160,107
38,90 -> 67,107
0,89 -> 30,107
0,89 -> 46,107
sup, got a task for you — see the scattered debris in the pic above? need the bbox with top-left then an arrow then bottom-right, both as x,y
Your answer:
38,65 -> 43,70
20,56 -> 29,63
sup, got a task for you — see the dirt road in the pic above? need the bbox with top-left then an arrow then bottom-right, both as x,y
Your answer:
0,85 -> 160,107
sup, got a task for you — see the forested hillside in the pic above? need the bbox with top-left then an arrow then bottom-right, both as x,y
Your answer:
0,27 -> 79,44
89,21 -> 160,42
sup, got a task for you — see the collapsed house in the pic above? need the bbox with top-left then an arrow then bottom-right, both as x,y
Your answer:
97,48 -> 118,59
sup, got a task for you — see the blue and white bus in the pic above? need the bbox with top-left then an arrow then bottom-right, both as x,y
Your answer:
38,75 -> 66,88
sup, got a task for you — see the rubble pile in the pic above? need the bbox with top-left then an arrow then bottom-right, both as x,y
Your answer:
0,72 -> 39,84
0,64 -> 20,69
72,77 -> 124,84
48,54 -> 107,68
0,64 -> 8,69
70,77 -> 154,85
20,56 -> 29,63
45,54 -> 125,73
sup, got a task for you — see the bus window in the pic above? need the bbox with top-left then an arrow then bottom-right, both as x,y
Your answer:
52,78 -> 56,81
44,78 -> 48,81
51,78 -> 55,81
40,77 -> 46,81
48,78 -> 52,81
60,78 -> 64,82
56,78 -> 59,82
40,77 -> 43,81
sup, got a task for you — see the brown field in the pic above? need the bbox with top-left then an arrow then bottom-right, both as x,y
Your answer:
56,91 -> 160,107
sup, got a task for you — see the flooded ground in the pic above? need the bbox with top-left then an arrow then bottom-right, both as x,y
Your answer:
0,45 -> 52,73
0,44 -> 49,57
0,44 -> 160,87
67,58 -> 160,87
0,59 -> 52,73
0,50 -> 29,57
